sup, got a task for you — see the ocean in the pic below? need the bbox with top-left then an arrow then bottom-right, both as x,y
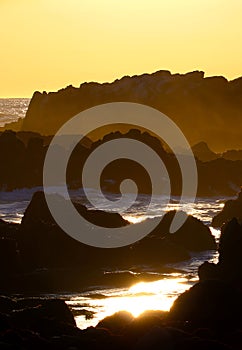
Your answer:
0,98 -> 30,127
0,98 -> 228,329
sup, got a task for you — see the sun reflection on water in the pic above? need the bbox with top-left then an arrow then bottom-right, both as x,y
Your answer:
122,215 -> 147,224
67,275 -> 196,329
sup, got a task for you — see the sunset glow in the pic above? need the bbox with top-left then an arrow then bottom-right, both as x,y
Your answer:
1,0 -> 242,97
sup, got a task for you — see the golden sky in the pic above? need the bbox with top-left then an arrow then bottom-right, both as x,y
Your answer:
1,0 -> 242,97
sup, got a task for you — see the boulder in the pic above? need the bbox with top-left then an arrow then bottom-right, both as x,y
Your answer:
219,218 -> 242,268
151,210 -> 216,251
131,234 -> 190,265
18,191 -> 131,270
198,261 -> 218,281
122,312 -> 166,345
10,299 -> 76,336
0,296 -> 16,314
169,280 -> 242,324
21,191 -> 129,228
218,218 -> 242,284
133,326 -> 189,350
212,189 -> 242,227
199,218 -> 242,285
0,238 -> 19,273
96,311 -> 134,334
0,220 -> 18,239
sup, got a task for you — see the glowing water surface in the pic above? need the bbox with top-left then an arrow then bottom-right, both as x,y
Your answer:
66,248 -> 218,329
68,276 -> 192,329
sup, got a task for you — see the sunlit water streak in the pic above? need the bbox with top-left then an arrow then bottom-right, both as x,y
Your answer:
64,245 -> 219,329
67,276 -> 192,329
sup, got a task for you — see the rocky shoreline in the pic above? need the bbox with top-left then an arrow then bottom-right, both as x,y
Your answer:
0,192 -> 242,348
0,191 -> 216,294
0,219 -> 239,349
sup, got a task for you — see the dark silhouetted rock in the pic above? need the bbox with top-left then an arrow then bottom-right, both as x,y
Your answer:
0,126 -> 242,197
222,149 -> 242,161
0,130 -> 25,190
0,219 -> 18,239
176,337 -> 231,350
199,217 -> 242,285
11,299 -> 76,336
97,311 -> 134,334
0,296 -> 16,314
4,70 -> 242,154
17,191 -> 193,276
0,239 -> 19,273
151,210 -> 216,251
192,141 -> 219,162
212,189 -> 242,227
18,191 -> 132,272
198,261 -> 218,281
134,326 -> 189,350
131,234 -> 190,265
21,191 -> 129,228
169,280 -> 242,324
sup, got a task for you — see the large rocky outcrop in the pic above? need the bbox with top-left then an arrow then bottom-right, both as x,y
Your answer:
4,70 -> 242,152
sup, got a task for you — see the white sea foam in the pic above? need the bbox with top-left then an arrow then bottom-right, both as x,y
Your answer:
0,186 -> 226,225
0,98 -> 30,127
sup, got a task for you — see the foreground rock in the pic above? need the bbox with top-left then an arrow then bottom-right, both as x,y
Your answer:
0,295 -> 237,349
164,208 -> 242,346
97,309 -> 235,350
169,279 -> 242,324
0,205 -> 240,348
199,218 -> 242,285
